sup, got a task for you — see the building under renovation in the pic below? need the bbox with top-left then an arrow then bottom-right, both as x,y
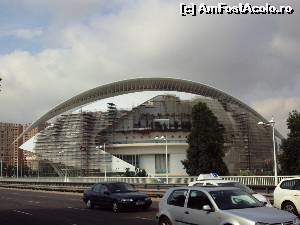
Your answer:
28,94 -> 279,176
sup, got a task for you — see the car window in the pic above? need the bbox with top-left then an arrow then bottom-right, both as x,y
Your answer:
210,189 -> 263,210
100,185 -> 109,194
93,184 -> 102,193
217,182 -> 255,194
294,180 -> 300,191
167,189 -> 188,207
107,183 -> 136,193
280,180 -> 297,190
187,190 -> 212,210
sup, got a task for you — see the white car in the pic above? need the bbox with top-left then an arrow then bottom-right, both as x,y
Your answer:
157,186 -> 299,225
188,174 -> 272,207
274,177 -> 300,215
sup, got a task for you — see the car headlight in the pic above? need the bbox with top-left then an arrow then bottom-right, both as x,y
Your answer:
145,197 -> 151,201
120,198 -> 134,202
293,217 -> 300,225
255,223 -> 269,225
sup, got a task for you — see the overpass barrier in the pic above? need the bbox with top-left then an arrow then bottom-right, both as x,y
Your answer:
0,175 -> 299,186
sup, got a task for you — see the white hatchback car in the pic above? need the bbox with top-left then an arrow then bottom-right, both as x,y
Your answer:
157,186 -> 299,225
274,178 -> 300,215
188,174 -> 272,207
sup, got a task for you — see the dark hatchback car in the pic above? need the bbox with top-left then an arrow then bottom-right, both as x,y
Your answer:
83,182 -> 152,212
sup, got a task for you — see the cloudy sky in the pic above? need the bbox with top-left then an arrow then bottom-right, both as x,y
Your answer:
0,0 -> 299,136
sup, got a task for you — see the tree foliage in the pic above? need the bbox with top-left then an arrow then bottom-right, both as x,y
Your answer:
182,102 -> 229,175
123,167 -> 147,177
279,110 -> 300,175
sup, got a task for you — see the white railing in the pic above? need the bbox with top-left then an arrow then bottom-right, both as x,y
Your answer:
1,175 -> 300,186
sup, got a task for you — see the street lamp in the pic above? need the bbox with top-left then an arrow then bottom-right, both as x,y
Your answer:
58,150 -> 67,182
17,148 -> 19,179
0,158 -> 2,177
155,136 -> 169,184
258,117 -> 278,185
36,154 -> 40,179
96,144 -> 107,181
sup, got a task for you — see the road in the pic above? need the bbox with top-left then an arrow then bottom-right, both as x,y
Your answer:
0,188 -> 158,225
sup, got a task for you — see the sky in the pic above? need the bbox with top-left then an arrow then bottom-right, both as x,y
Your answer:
0,0 -> 299,137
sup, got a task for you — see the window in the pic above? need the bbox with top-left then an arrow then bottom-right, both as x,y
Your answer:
294,180 -> 300,190
167,189 -> 188,207
187,190 -> 212,210
155,154 -> 170,173
280,180 -> 297,190
100,185 -> 109,194
93,184 -> 102,193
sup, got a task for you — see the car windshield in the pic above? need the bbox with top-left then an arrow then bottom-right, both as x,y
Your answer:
107,183 -> 136,193
209,189 -> 263,210
217,182 -> 255,194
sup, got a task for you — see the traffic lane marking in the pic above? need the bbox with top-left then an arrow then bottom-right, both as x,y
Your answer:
12,210 -> 33,216
0,190 -> 84,209
27,200 -> 40,204
67,206 -> 87,211
135,216 -> 155,221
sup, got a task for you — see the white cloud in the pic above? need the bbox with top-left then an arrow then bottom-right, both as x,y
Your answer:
0,0 -> 299,138
252,97 -> 300,136
0,28 -> 43,39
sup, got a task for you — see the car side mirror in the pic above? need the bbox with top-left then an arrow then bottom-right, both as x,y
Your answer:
203,205 -> 214,212
104,191 -> 110,195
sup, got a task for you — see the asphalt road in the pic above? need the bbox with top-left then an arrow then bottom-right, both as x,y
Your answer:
0,188 -> 158,225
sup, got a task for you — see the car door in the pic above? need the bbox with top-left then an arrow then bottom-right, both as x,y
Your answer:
278,179 -> 297,204
166,189 -> 188,225
100,184 -> 113,208
291,180 -> 300,210
182,190 -> 219,225
90,183 -> 103,206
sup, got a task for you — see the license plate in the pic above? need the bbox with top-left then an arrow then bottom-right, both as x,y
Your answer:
136,201 -> 145,205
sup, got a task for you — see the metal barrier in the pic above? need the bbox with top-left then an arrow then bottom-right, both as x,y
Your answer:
0,175 -> 299,185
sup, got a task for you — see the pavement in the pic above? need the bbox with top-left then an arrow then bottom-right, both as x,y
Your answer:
0,187 -> 158,225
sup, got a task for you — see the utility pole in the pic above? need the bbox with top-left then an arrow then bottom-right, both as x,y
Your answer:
1,159 -> 2,177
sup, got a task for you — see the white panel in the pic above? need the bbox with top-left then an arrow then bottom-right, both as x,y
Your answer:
110,152 -> 135,172
139,155 -> 156,175
19,135 -> 37,152
169,153 -> 187,176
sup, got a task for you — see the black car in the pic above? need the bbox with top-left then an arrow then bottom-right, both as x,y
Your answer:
82,182 -> 152,212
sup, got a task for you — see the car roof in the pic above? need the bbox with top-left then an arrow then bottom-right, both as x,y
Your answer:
94,181 -> 129,185
189,179 -> 238,186
168,186 -> 240,192
195,179 -> 236,183
190,186 -> 239,192
279,177 -> 300,183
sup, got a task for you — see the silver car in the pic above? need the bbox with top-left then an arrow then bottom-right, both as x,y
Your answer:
157,186 -> 300,225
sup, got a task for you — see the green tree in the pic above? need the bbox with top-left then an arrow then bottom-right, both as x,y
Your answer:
122,167 -> 148,177
279,110 -> 300,175
182,102 -> 229,175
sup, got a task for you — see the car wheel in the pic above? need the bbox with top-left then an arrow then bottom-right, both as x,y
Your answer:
159,216 -> 172,225
112,201 -> 119,213
86,199 -> 94,209
282,201 -> 298,215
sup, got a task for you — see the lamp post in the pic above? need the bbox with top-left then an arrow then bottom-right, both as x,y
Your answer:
1,158 -> 2,177
58,150 -> 66,181
96,144 -> 107,181
37,154 -> 39,179
258,117 -> 277,185
155,136 -> 168,184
